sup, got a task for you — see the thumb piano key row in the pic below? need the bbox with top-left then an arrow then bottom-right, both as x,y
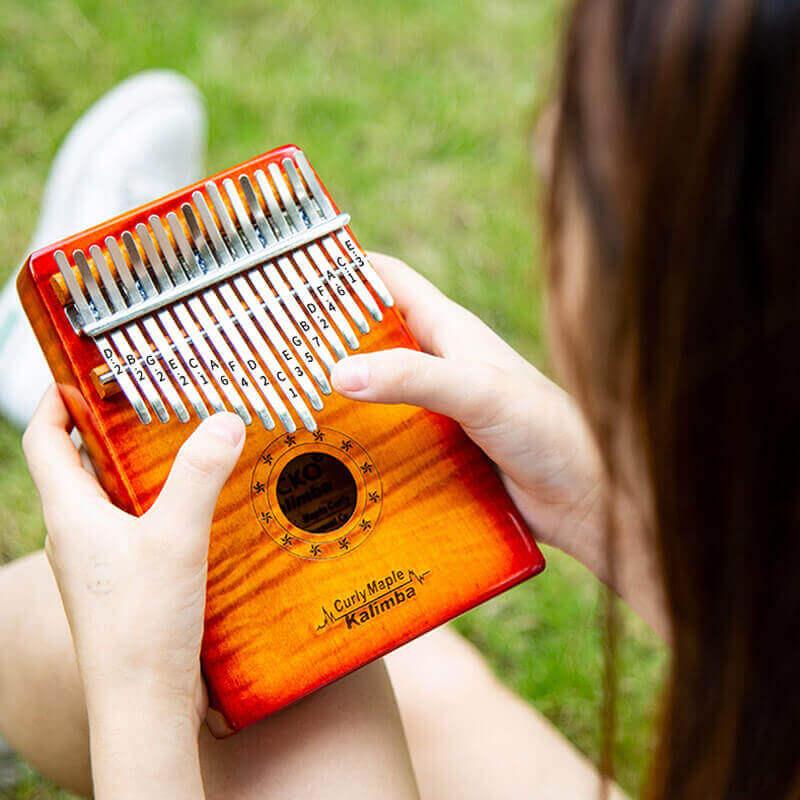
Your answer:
52,151 -> 392,432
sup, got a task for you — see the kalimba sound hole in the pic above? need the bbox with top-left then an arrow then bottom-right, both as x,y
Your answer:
276,451 -> 358,534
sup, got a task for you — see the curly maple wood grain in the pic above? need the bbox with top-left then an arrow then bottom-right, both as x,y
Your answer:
17,145 -> 545,733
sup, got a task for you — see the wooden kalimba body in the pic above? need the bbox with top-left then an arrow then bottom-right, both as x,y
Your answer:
17,144 -> 545,734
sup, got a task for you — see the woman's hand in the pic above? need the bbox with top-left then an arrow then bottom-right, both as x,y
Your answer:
331,253 -> 604,559
23,386 -> 245,800
331,255 -> 666,635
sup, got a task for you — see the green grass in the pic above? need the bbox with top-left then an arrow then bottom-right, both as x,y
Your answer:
0,1 -> 665,796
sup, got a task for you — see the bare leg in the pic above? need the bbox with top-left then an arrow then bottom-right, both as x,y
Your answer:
0,552 -> 90,793
0,552 -> 626,799
0,552 -> 418,799
387,628 -> 629,800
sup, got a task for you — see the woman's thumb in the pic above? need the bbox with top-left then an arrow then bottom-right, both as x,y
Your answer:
147,413 -> 245,545
331,349 -> 504,429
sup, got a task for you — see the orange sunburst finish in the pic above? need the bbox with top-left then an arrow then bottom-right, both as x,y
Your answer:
17,145 -> 545,733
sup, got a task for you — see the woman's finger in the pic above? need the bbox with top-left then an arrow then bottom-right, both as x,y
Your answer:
145,413 -> 245,558
331,349 -> 508,430
368,252 -> 529,371
22,385 -> 104,504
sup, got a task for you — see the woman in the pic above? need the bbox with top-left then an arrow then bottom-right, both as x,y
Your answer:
3,0 -> 798,797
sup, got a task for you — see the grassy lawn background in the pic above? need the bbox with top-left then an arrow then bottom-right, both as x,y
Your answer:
0,1 -> 665,796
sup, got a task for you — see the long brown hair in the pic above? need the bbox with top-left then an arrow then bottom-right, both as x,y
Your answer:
548,1 -> 800,798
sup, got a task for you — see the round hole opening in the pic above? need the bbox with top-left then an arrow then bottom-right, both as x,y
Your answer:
276,451 -> 358,534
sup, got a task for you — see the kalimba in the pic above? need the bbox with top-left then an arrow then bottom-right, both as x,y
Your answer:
17,144 -> 545,734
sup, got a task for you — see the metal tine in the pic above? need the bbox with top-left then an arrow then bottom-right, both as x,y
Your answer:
152,212 -> 244,418
182,204 -> 218,271
128,220 -> 215,419
170,304 -> 251,423
130,226 -> 193,423
90,242 -> 170,426
216,180 -> 322,412
283,158 -> 321,224
117,234 -> 189,420
235,276 -> 323,417
96,335 -> 153,424
182,202 -> 284,430
124,319 -> 180,424
269,164 -> 369,332
213,292 -> 296,430
191,189 -> 314,429
151,215 -> 249,418
160,217 -> 258,418
335,229 -> 394,308
252,264 -> 337,376
294,150 -> 335,219
224,177 -> 331,395
115,235 -> 186,418
268,163 -> 305,231
191,199 -> 302,431
149,215 -> 189,284
292,248 -> 360,349
92,244 -> 171,418
137,223 -> 178,291
223,178 -> 259,246
143,311 -> 209,421
114,227 -> 225,416
239,174 -> 276,245
250,169 -> 348,358
92,244 -> 183,419
117,231 -> 175,422
222,278 -> 316,431
211,180 -> 323,416
275,254 -> 348,360
121,231 -> 158,298
144,218 -> 220,419
306,241 -> 372,331
284,157 -> 382,323
89,245 -> 126,313
178,204 -> 267,425
105,236 -> 142,305
73,250 -> 111,318
75,248 -> 170,421
154,311 -> 225,417
166,212 -> 202,280
318,236 -> 382,322
223,175 -> 334,388
55,250 -> 92,326
115,323 -> 171,424
292,152 -> 394,308
206,181 -> 247,258
106,324 -> 170,423
192,191 -> 232,266
268,166 -> 362,345
190,297 -> 276,430
254,169 -> 291,238
128,336 -> 188,421
56,249 -> 151,424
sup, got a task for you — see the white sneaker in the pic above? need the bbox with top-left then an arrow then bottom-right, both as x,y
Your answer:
0,70 -> 207,429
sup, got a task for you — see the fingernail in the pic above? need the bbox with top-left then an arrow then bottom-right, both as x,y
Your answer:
203,412 -> 245,447
332,357 -> 370,393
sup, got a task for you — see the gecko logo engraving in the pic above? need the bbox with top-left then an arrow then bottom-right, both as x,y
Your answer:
276,451 -> 358,533
251,427 -> 382,560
